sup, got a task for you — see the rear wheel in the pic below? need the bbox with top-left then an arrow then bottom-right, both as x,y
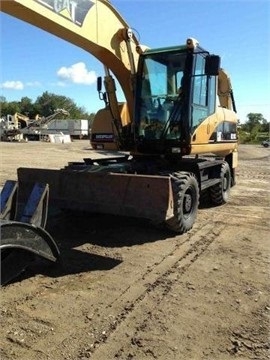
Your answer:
209,161 -> 231,205
166,172 -> 199,234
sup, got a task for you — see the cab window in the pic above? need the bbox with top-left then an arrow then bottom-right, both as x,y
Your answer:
192,54 -> 216,131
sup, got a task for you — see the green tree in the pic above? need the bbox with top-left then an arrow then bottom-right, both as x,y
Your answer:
260,121 -> 269,133
241,113 -> 266,133
0,100 -> 21,117
19,97 -> 35,118
0,96 -> 7,117
239,113 -> 269,143
35,91 -> 68,117
34,91 -> 89,119
0,92 -> 95,122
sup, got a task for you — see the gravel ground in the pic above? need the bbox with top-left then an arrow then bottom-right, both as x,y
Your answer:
0,141 -> 269,360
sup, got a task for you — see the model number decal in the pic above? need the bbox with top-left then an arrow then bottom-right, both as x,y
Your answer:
92,133 -> 115,142
35,0 -> 94,26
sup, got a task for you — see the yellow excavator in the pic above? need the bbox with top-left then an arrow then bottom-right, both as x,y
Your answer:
0,0 -> 238,284
0,112 -> 30,141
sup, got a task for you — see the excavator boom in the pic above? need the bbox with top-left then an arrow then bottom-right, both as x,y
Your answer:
1,0 -> 139,114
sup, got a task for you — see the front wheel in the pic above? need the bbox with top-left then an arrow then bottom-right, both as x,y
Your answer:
166,172 -> 199,234
209,162 -> 231,205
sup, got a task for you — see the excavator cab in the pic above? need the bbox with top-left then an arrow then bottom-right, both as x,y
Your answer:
134,39 -> 221,156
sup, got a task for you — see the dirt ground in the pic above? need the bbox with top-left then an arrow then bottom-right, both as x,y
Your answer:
0,140 -> 269,360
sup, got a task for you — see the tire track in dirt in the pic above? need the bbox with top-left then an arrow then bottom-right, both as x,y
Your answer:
74,222 -> 225,359
1,191 -> 268,360
1,222 -> 223,360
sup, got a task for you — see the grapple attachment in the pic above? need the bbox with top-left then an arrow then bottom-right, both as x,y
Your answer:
0,181 -> 60,285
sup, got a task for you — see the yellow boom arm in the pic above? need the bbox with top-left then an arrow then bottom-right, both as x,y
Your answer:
1,0 -> 140,113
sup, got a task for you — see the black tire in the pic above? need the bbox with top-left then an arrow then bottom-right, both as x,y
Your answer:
209,161 -> 231,205
166,172 -> 199,234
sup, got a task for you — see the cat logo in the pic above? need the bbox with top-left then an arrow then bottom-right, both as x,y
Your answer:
35,0 -> 94,27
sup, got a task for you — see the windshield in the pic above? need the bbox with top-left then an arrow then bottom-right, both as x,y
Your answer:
136,51 -> 187,141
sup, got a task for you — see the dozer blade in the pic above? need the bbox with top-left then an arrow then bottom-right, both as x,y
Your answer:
17,167 -> 174,223
0,220 -> 60,285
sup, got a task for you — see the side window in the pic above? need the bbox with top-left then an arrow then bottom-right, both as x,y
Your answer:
193,55 -> 207,106
146,59 -> 167,96
191,55 -> 216,130
208,75 -> 216,114
176,71 -> 184,92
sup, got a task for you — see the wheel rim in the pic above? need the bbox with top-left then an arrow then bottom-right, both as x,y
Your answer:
223,171 -> 230,194
223,176 -> 228,192
183,189 -> 194,216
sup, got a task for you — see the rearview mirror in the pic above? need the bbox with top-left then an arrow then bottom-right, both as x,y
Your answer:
97,76 -> 102,92
205,55 -> 220,76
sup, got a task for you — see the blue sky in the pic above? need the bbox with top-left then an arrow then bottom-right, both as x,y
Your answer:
0,0 -> 269,123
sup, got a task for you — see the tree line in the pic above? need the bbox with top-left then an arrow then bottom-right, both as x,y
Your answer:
0,92 -> 95,123
239,113 -> 269,143
0,93 -> 269,143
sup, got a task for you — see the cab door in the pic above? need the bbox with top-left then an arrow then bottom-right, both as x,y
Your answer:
191,54 -> 217,143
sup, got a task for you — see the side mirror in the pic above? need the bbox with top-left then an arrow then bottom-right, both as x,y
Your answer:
205,55 -> 220,76
97,76 -> 102,92
97,76 -> 108,105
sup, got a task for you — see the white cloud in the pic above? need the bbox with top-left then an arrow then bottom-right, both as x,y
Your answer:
57,62 -> 97,85
26,81 -> 42,87
0,80 -> 42,90
55,81 -> 68,87
0,80 -> 24,90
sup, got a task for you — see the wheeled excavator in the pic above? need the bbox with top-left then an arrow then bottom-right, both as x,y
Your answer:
0,0 -> 238,284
